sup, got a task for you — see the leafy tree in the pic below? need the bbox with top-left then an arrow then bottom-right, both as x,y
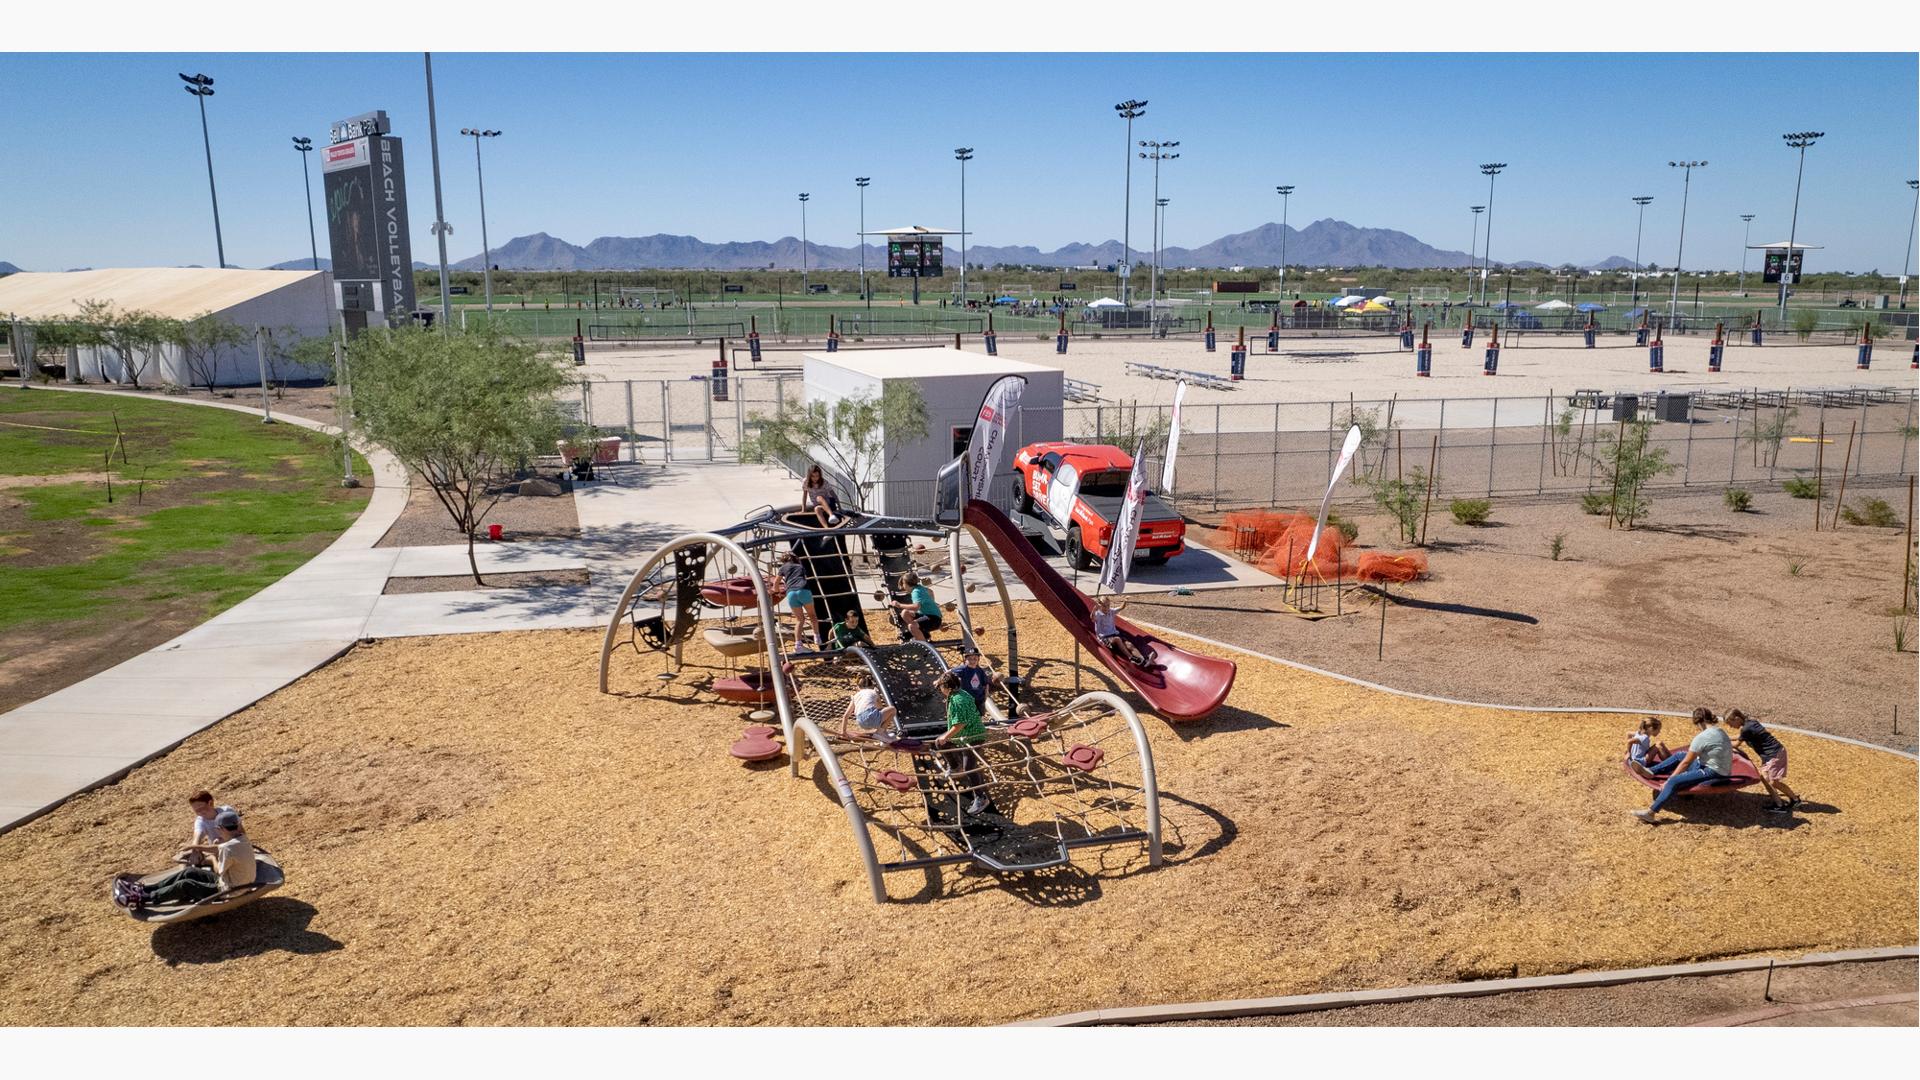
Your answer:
1743,406 -> 1797,469
172,312 -> 250,393
1586,418 -> 1677,529
344,326 -> 573,583
739,381 -> 930,509
1362,466 -> 1428,543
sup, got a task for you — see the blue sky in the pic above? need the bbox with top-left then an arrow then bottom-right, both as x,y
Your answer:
2,52 -> 1915,272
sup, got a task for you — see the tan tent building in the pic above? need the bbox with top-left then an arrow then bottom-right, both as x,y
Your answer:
0,268 -> 336,386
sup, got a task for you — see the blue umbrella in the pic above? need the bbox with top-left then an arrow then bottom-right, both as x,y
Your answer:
1493,300 -> 1523,310
1626,307 -> 1649,319
1576,302 -> 1608,312
992,296 -> 1019,304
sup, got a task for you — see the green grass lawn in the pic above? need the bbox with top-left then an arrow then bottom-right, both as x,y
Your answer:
0,391 -> 371,633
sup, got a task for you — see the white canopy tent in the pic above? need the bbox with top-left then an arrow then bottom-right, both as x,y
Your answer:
1087,297 -> 1125,309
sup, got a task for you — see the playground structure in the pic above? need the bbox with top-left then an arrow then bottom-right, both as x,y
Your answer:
596,459 -> 1237,902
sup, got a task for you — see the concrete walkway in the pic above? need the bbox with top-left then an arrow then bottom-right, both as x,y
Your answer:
0,387 -> 409,832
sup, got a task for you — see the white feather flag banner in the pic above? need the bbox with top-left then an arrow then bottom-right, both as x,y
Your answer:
1305,425 -> 1364,567
1098,440 -> 1150,596
965,374 -> 1026,501
1160,379 -> 1187,492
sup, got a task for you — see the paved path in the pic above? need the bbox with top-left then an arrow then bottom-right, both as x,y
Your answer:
0,387 -> 408,832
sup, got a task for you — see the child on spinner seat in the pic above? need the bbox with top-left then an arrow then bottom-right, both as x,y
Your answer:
1624,717 -> 1670,779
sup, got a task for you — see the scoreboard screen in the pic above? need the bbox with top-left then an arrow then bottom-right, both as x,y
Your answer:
1762,250 -> 1804,284
887,238 -> 944,278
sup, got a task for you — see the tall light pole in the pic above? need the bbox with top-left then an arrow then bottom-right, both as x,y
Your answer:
855,177 -> 871,308
1778,132 -> 1822,323
1139,141 -> 1177,307
423,54 -> 453,330
1667,160 -> 1707,320
1900,179 -> 1919,310
955,148 -> 973,306
1276,186 -> 1295,299
178,73 -> 225,269
459,128 -> 501,315
1156,197 -> 1170,303
1478,163 -> 1506,304
798,193 -> 810,293
1114,99 -> 1147,306
1467,205 -> 1485,301
1738,213 -> 1756,296
1630,196 -> 1654,310
291,137 -> 320,272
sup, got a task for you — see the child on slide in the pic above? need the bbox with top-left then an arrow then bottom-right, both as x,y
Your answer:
1091,597 -> 1149,667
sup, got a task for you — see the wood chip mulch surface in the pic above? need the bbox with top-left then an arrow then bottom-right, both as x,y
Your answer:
0,606 -> 1911,1026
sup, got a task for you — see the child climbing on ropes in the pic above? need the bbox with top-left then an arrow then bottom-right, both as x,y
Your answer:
828,608 -> 876,651
1623,717 -> 1672,780
934,671 -> 992,816
839,675 -> 897,743
778,549 -> 819,650
1091,596 -> 1149,667
1724,708 -> 1801,814
894,571 -> 943,642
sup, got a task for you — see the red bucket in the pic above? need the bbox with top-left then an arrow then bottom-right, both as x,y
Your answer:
487,524 -> 504,541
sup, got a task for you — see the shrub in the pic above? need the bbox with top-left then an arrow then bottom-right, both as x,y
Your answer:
1580,492 -> 1611,515
1723,487 -> 1752,512
1896,619 -> 1910,654
1839,497 -> 1900,528
1548,532 -> 1567,561
1782,476 -> 1820,499
1791,308 -> 1820,340
1326,512 -> 1359,543
1360,467 -> 1425,544
1450,498 -> 1492,526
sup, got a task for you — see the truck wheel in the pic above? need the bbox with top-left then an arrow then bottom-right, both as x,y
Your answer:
1068,526 -> 1098,571
1019,491 -> 1036,516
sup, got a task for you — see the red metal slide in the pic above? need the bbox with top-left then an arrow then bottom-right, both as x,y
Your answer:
963,500 -> 1236,721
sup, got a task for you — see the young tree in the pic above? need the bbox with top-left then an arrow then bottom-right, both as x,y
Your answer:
344,326 -> 573,583
173,312 -> 249,393
1586,418 -> 1677,529
739,381 -> 930,510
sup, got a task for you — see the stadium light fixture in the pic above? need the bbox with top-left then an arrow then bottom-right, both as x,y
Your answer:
1138,141 -> 1177,305
460,128 -> 503,314
855,177 -> 871,308
1630,196 -> 1654,309
1900,180 -> 1918,310
798,193 -> 810,293
955,148 -> 974,306
1275,186 -> 1296,299
1738,213 -> 1756,296
1667,161 -> 1707,321
1777,133 -> 1822,322
179,72 -> 225,269
1114,99 -> 1147,306
1467,205 -> 1485,301
1478,163 -> 1507,305
291,137 -> 320,272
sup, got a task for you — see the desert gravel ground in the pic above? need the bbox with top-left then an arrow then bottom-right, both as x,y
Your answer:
0,608 -> 1910,1026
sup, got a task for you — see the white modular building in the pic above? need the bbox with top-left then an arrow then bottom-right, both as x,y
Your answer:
801,347 -> 1064,517
0,268 -> 337,387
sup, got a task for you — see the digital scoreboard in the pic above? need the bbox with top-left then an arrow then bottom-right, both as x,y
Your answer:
887,237 -> 944,278
1762,250 -> 1805,285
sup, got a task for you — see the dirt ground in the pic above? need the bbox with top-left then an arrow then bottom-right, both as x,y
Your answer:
1156,958 -> 1917,1027
375,469 -> 581,548
381,569 -> 590,595
1149,484 -> 1919,752
0,609 -> 1910,1026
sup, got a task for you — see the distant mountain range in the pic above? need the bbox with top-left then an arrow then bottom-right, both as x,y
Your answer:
442,220 -> 1634,274
0,261 -> 21,275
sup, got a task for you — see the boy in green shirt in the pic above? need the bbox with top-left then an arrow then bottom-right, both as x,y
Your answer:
934,671 -> 991,815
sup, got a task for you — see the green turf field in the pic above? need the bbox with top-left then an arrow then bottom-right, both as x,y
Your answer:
0,391 -> 370,632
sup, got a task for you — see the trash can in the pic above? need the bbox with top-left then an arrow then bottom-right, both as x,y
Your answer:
1611,394 -> 1639,422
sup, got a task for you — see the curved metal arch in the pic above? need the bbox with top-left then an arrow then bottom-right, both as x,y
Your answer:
950,522 -> 1022,692
1047,690 -> 1162,867
597,533 -> 799,756
789,715 -> 888,904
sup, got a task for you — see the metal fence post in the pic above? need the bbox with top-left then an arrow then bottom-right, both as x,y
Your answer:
1271,402 -> 1281,506
1436,397 -> 1446,498
1729,399 -> 1742,484
1682,400 -> 1694,485
1538,393 -> 1549,494
1213,404 -> 1222,511
625,379 -> 636,463
1856,398 -> 1868,479
1326,401 -> 1336,479
1903,392 -> 1917,477
704,381 -> 714,461
661,381 -> 671,463
1486,397 -> 1498,497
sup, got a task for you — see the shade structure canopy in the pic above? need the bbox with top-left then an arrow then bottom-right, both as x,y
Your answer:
1087,296 -> 1125,308
1535,299 -> 1572,310
1576,301 -> 1609,312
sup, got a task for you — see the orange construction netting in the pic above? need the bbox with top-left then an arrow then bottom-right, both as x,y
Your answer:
1212,509 -> 1429,585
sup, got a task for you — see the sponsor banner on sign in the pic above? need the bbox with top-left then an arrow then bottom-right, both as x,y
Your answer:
965,375 -> 1025,502
1161,379 -> 1187,492
1098,441 -> 1149,596
322,137 -> 369,173
1045,461 -> 1081,529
